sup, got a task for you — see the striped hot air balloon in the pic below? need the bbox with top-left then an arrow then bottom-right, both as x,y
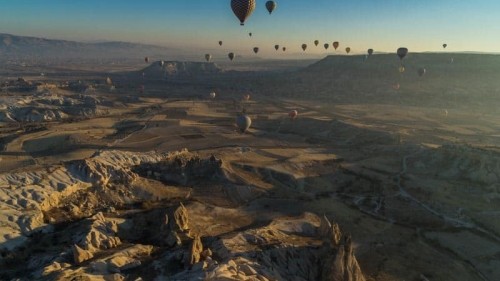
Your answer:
231,0 -> 256,26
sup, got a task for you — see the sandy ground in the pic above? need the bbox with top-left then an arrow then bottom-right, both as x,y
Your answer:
0,55 -> 499,280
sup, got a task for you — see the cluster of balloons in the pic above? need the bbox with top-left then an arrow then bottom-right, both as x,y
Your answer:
231,0 -> 276,25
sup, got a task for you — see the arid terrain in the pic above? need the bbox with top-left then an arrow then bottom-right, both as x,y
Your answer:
0,53 -> 499,281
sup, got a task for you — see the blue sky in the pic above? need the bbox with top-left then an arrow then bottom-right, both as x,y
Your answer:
0,0 -> 499,57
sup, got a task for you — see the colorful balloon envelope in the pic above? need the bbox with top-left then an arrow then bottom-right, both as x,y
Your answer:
231,0 -> 256,26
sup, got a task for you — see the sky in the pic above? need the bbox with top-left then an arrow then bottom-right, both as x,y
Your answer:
0,0 -> 499,58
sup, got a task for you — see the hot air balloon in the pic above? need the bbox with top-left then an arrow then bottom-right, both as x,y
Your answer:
397,47 -> 408,61
205,54 -> 212,62
275,45 -> 279,51
144,57 -> 149,63
219,41 -> 223,46
228,52 -> 235,61
159,60 -> 165,67
324,43 -> 329,50
289,110 -> 298,119
368,49 -> 374,56
253,47 -> 259,54
397,47 -> 408,72
302,44 -> 307,51
333,42 -> 339,50
105,77 -> 113,86
443,43 -> 447,49
231,0 -> 256,26
210,92 -> 216,99
236,114 -> 252,133
282,47 -> 286,52
314,40 -> 319,46
265,1 -> 277,14
418,67 -> 426,77
243,94 -> 251,101
345,47 -> 351,54
249,32 -> 252,37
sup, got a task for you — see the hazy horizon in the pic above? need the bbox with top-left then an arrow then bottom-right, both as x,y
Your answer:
0,0 -> 499,59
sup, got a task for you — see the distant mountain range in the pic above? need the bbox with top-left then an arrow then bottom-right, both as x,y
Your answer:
0,33 -> 179,62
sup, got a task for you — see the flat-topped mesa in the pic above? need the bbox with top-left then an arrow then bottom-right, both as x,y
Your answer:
141,61 -> 222,80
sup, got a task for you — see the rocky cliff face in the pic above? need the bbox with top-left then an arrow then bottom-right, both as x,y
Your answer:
0,150 -> 367,281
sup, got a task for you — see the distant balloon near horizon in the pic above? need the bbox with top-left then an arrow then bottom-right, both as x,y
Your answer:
443,43 -> 448,49
368,49 -> 374,56
265,1 -> 277,14
333,42 -> 339,50
253,47 -> 259,54
314,40 -> 319,46
397,47 -> 408,72
144,57 -> 149,63
249,32 -> 252,37
231,0 -> 256,26
282,47 -> 286,51
418,67 -> 426,77
228,52 -> 235,61
275,44 -> 279,51
105,77 -> 112,86
345,47 -> 351,54
236,114 -> 252,133
324,43 -> 329,50
159,60 -> 164,67
243,94 -> 251,101
205,54 -> 212,62
289,110 -> 298,119
219,41 -> 223,46
302,44 -> 307,51
397,47 -> 408,60
210,92 -> 216,99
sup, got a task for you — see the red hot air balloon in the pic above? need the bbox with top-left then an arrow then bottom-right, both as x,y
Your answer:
333,42 -> 339,50
231,0 -> 256,26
